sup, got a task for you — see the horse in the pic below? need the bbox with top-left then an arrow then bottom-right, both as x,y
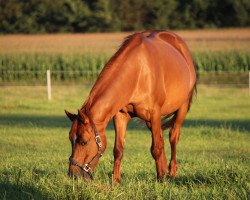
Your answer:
65,30 -> 196,183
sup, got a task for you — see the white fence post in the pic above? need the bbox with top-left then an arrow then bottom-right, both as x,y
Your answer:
47,70 -> 52,100
249,70 -> 250,96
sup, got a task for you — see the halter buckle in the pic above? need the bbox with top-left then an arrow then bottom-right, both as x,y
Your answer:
95,135 -> 102,148
83,164 -> 91,172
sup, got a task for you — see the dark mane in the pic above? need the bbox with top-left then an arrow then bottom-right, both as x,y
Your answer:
101,32 -> 143,73
93,32 -> 143,84
81,32 -> 143,109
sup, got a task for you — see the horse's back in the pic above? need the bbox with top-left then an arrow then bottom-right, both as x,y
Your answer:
157,31 -> 196,88
132,31 -> 196,115
144,31 -> 196,89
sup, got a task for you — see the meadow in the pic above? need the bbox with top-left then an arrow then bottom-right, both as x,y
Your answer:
0,85 -> 249,199
0,28 -> 250,199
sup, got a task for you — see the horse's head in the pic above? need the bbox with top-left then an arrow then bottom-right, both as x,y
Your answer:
65,109 -> 102,180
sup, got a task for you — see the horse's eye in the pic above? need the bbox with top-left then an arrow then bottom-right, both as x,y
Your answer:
79,139 -> 89,146
81,141 -> 88,146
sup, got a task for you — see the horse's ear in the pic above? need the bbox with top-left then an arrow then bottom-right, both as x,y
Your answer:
78,109 -> 89,124
65,110 -> 76,121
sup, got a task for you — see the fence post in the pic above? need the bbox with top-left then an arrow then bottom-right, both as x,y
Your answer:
249,70 -> 250,96
47,70 -> 51,100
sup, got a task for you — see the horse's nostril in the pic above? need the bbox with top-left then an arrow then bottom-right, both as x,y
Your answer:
73,171 -> 81,179
68,170 -> 79,180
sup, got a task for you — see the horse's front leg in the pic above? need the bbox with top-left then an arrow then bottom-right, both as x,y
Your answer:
148,110 -> 168,180
112,111 -> 130,184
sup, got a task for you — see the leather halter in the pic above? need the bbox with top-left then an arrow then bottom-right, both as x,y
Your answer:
69,115 -> 102,179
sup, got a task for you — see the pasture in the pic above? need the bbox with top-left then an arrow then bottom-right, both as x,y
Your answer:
0,85 -> 249,199
0,28 -> 250,199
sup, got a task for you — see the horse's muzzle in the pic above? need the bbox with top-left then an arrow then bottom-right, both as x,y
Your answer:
68,165 -> 93,180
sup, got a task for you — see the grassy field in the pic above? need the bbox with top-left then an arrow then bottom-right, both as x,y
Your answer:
0,29 -> 249,199
0,85 -> 249,199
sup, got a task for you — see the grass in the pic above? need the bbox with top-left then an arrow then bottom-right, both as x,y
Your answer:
0,85 -> 249,199
0,28 -> 249,199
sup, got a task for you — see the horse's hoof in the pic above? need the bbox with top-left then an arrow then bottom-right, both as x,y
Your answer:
112,178 -> 120,186
168,162 -> 178,177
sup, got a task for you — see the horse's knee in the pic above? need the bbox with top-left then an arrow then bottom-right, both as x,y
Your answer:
113,147 -> 123,161
151,142 -> 164,159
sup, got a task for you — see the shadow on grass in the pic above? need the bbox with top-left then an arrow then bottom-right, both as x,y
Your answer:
171,168 -> 242,187
121,169 -> 240,187
172,174 -> 214,186
0,182 -> 50,200
0,114 -> 249,132
119,171 -> 215,186
0,167 -> 53,200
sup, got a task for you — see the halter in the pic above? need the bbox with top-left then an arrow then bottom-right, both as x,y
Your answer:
69,115 -> 102,179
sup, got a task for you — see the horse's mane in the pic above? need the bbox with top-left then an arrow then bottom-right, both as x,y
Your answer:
108,33 -> 143,67
81,32 -> 143,110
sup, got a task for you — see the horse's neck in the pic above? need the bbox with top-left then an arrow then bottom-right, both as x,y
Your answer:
84,67 -> 139,128
83,81 -> 126,128
82,34 -> 143,128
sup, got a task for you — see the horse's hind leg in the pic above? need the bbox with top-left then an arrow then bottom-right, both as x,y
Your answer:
148,109 -> 168,180
113,111 -> 131,183
169,101 -> 189,177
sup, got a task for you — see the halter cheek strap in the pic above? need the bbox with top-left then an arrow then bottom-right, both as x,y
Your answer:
69,118 -> 102,179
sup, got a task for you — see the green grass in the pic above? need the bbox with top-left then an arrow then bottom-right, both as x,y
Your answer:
0,85 -> 249,199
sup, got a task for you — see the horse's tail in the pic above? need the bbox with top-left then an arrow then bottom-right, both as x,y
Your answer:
161,81 -> 197,130
161,112 -> 177,130
188,79 -> 197,112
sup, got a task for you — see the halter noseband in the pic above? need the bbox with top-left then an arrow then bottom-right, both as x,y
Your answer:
69,115 -> 102,179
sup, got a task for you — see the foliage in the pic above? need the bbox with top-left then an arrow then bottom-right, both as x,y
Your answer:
0,0 -> 250,33
0,51 -> 249,83
193,51 -> 250,72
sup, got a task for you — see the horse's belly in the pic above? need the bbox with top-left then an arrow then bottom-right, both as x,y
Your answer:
160,78 -> 190,115
159,58 -> 191,115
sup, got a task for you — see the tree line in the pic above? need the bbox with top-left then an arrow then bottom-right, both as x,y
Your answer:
0,0 -> 249,33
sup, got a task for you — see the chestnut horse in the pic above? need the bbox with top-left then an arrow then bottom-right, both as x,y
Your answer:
65,30 -> 196,182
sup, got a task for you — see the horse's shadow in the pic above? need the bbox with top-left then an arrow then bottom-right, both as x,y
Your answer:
170,174 -> 213,186
106,170 -> 218,186
0,114 -> 249,133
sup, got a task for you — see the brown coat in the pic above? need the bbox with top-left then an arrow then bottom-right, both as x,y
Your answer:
66,30 -> 196,182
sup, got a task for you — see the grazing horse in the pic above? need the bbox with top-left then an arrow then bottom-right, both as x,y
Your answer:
65,30 -> 196,182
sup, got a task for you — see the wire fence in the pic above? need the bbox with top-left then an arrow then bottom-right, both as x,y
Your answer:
0,70 -> 249,84
1,70 -> 250,99
0,70 -> 100,85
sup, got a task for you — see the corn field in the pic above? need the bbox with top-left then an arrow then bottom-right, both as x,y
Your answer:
0,29 -> 250,84
0,51 -> 249,84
